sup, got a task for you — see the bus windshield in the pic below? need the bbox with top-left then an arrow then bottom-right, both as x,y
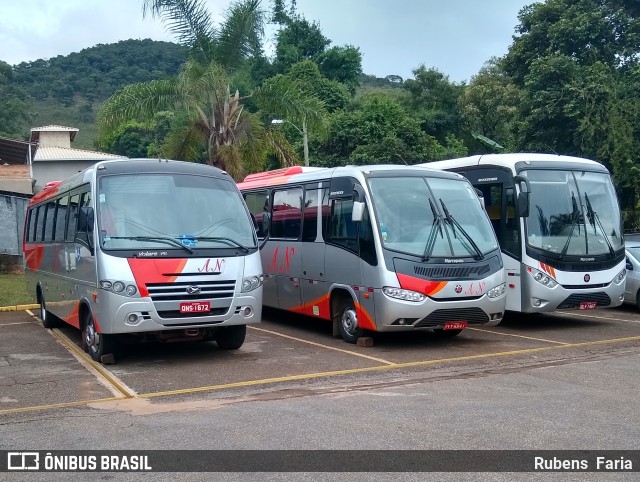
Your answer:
523,169 -> 623,257
368,176 -> 498,258
98,173 -> 256,251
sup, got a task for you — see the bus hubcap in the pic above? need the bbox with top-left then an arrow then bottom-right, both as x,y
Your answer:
85,323 -> 98,349
342,308 -> 358,335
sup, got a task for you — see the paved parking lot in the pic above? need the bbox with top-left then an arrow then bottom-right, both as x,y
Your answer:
2,305 -> 640,415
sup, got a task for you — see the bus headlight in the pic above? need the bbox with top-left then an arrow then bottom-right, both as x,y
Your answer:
527,267 -> 557,288
242,275 -> 264,292
486,283 -> 506,299
613,269 -> 626,284
100,279 -> 139,297
382,287 -> 426,302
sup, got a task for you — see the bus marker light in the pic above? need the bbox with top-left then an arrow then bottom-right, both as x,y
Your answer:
92,292 -> 97,302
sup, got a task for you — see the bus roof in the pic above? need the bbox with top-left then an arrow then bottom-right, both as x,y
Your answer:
419,153 -> 608,174
28,158 -> 232,206
237,164 -> 464,191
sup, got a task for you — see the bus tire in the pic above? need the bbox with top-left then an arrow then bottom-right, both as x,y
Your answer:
82,310 -> 116,362
337,298 -> 362,344
39,293 -> 59,329
215,325 -> 246,350
433,329 -> 463,338
636,290 -> 640,311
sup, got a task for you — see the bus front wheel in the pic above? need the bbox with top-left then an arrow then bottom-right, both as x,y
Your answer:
215,325 -> 246,350
82,311 -> 116,362
337,298 -> 362,344
39,293 -> 58,329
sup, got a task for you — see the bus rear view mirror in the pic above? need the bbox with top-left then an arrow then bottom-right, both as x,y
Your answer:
352,201 -> 365,223
514,175 -> 531,218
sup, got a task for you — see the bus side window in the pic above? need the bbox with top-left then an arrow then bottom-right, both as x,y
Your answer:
302,188 -> 321,242
358,206 -> 377,266
54,196 -> 69,242
502,187 -> 521,258
43,201 -> 56,243
76,190 -> 93,238
243,190 -> 269,239
271,188 -> 302,239
327,198 -> 358,253
34,206 -> 45,242
27,208 -> 37,242
66,194 -> 80,242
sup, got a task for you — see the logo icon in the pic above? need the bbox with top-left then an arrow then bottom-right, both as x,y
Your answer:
186,285 -> 201,295
584,274 -> 591,283
455,285 -> 463,294
7,452 -> 39,470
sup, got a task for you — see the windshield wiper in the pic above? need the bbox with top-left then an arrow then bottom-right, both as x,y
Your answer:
422,199 -> 444,261
192,236 -> 250,253
439,198 -> 485,260
107,236 -> 194,254
560,191 -> 582,259
584,192 -> 614,257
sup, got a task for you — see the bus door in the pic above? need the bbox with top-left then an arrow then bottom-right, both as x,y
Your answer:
270,186 -> 303,310
324,178 -> 368,316
300,185 -> 329,318
469,169 -> 522,312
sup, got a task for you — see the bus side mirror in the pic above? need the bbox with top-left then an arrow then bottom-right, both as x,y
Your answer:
517,192 -> 530,218
514,175 -> 530,218
474,188 -> 485,209
352,201 -> 365,223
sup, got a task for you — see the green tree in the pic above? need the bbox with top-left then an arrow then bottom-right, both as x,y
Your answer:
0,60 -> 33,138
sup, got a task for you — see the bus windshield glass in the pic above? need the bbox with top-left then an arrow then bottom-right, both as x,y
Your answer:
98,174 -> 256,251
522,169 -> 623,257
368,176 -> 498,258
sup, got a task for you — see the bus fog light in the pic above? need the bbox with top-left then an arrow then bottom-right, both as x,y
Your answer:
126,313 -> 140,324
532,298 -> 542,307
242,306 -> 253,317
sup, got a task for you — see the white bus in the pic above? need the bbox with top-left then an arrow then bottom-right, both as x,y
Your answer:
421,154 -> 626,313
23,159 -> 263,361
238,165 -> 506,343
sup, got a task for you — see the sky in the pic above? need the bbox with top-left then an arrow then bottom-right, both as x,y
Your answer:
0,0 -> 534,83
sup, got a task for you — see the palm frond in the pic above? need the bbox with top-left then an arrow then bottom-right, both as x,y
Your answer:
161,122 -> 207,161
265,128 -> 301,168
142,0 -> 216,62
216,0 -> 265,70
98,79 -> 180,135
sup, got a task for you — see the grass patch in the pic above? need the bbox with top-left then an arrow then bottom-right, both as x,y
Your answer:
0,273 -> 36,306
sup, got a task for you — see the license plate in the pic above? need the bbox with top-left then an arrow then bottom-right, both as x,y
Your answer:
179,301 -> 210,314
443,321 -> 468,330
579,301 -> 597,310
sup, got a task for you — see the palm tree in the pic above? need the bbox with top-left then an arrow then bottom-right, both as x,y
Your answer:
97,0 -> 324,180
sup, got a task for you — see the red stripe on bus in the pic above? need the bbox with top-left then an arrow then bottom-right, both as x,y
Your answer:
24,245 -> 45,270
396,273 -> 447,296
127,258 -> 189,297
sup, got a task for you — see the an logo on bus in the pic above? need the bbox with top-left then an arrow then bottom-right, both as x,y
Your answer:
584,274 -> 591,283
455,285 -> 463,294
198,258 -> 225,274
186,285 -> 201,295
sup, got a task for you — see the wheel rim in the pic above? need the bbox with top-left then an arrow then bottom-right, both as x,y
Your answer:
341,307 -> 359,336
84,317 -> 99,353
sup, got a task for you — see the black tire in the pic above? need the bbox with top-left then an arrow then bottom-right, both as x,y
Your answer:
337,298 -> 362,344
433,329 -> 463,338
636,290 -> 640,311
215,325 -> 246,350
39,292 -> 59,329
82,310 -> 117,362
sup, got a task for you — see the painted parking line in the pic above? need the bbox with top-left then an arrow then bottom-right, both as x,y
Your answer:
467,327 -> 570,345
25,309 -> 136,400
0,321 -> 36,327
138,335 -> 640,399
0,397 -> 124,415
248,325 -> 396,365
549,311 -> 640,324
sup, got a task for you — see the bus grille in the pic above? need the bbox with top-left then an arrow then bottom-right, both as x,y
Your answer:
146,280 -> 236,302
414,264 -> 490,279
556,292 -> 611,309
414,308 -> 489,327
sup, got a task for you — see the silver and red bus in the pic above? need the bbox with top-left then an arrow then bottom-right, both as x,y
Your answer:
23,159 -> 263,361
421,154 -> 626,313
238,165 -> 506,343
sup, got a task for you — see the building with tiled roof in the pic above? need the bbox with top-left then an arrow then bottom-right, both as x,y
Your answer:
29,125 -> 126,191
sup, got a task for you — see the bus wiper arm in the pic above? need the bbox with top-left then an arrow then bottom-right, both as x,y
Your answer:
422,198 -> 443,261
560,191 -> 581,259
584,192 -> 614,257
108,236 -> 194,254
193,236 -> 250,253
439,198 -> 484,260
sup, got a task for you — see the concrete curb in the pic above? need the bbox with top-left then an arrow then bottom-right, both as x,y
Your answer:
0,304 -> 39,312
